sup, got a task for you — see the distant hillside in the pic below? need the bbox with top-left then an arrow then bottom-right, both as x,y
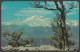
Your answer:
1,15 -> 79,46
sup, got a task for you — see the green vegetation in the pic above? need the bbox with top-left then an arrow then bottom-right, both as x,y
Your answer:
32,1 -> 77,50
2,31 -> 34,47
49,14 -> 75,50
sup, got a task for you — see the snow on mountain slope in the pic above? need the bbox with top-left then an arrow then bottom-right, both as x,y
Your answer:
20,15 -> 51,27
66,19 -> 79,27
2,22 -> 12,25
2,15 -> 51,27
2,15 -> 79,27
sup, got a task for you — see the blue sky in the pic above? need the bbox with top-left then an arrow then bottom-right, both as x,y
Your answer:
1,1 -> 79,22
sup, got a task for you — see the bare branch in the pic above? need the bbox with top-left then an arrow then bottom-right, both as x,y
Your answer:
59,1 -> 65,12
44,7 -> 57,10
54,1 -> 62,11
65,7 -> 73,13
5,37 -> 11,41
65,2 -> 75,13
43,1 -> 47,5
44,1 -> 62,11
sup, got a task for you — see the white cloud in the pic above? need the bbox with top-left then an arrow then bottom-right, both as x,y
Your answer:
20,10 -> 51,14
1,5 -> 15,10
1,5 -> 7,10
63,1 -> 79,9
66,19 -> 79,27
66,8 -> 79,16
2,15 -> 79,27
67,11 -> 75,15
14,8 -> 52,16
2,22 -> 12,25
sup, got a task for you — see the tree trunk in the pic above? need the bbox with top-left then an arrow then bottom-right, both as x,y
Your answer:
60,10 -> 69,50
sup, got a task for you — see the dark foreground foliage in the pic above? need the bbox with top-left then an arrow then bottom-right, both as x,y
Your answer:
2,31 -> 34,47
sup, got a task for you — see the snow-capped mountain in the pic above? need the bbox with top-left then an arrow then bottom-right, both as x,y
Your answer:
1,15 -> 79,43
2,15 -> 79,27
2,15 -> 51,27
66,19 -> 79,27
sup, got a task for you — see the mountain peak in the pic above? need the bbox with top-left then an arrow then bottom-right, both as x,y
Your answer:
2,16 -> 79,27
24,15 -> 51,27
66,19 -> 79,27
26,15 -> 46,21
3,15 -> 51,27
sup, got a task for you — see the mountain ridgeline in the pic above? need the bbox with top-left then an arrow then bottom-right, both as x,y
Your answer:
1,15 -> 79,42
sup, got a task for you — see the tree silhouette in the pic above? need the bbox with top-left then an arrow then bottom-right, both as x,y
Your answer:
2,31 -> 23,47
31,1 -> 78,50
49,14 -> 75,50
2,31 -> 34,47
